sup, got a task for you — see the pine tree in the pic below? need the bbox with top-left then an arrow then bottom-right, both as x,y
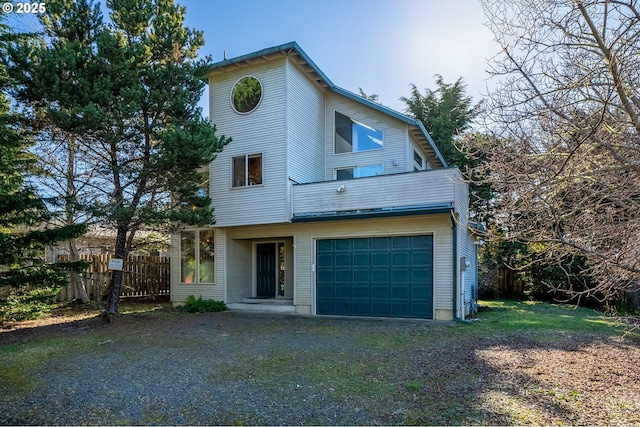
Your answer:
6,0 -> 230,317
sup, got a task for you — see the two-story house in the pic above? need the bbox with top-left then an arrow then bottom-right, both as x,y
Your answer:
170,42 -> 479,320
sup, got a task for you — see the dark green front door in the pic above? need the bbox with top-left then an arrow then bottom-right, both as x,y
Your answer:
316,235 -> 433,319
257,243 -> 276,297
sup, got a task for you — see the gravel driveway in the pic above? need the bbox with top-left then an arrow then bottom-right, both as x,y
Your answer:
1,307 -> 639,425
1,311 -> 450,425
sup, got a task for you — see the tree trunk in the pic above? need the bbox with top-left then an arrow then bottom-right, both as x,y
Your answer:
69,239 -> 89,303
105,224 -> 128,318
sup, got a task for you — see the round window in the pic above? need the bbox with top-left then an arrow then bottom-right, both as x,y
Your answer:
231,76 -> 263,114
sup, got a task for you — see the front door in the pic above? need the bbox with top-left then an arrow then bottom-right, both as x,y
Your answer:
256,243 -> 276,297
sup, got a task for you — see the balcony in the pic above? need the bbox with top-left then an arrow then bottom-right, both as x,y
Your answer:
291,168 -> 464,222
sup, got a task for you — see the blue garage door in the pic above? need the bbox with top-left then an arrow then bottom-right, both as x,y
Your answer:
316,235 -> 433,319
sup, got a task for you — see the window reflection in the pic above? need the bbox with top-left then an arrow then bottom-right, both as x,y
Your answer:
180,231 -> 196,283
335,111 -> 383,153
199,229 -> 215,283
336,164 -> 383,180
231,76 -> 262,113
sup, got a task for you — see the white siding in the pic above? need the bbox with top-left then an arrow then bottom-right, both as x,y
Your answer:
286,59 -> 325,184
209,59 -> 288,227
325,93 -> 408,179
225,238 -> 252,303
452,169 -> 475,318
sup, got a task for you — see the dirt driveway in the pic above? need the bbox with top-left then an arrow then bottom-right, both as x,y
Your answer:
1,306 -> 639,425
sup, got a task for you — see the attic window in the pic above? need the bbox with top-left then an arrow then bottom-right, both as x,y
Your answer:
334,111 -> 383,154
231,76 -> 263,114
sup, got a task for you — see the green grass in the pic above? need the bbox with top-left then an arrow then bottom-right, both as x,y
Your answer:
475,299 -> 623,334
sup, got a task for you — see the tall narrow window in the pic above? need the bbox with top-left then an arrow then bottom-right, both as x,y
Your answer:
335,111 -> 383,154
197,167 -> 210,197
180,229 -> 215,284
232,154 -> 263,187
199,229 -> 215,283
414,150 -> 424,172
180,231 -> 196,283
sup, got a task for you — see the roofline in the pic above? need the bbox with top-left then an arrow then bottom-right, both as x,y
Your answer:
209,41 -> 447,167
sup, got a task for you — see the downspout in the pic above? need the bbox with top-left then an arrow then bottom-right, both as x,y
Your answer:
450,210 -> 459,321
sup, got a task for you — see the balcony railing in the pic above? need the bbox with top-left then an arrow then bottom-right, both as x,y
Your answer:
291,168 -> 462,220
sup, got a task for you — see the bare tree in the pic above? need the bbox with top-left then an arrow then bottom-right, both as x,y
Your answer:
472,0 -> 640,302
34,127 -> 101,303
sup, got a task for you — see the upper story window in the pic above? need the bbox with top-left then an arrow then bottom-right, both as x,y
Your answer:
336,164 -> 383,180
232,153 -> 262,187
414,150 -> 424,172
335,111 -> 383,154
197,166 -> 210,197
231,76 -> 263,114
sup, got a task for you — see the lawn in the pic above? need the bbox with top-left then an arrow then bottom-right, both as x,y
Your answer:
0,300 -> 638,425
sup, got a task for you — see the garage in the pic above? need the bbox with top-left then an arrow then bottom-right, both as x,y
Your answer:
316,235 -> 433,318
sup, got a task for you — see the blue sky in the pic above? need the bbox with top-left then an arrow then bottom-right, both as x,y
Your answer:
181,0 -> 499,115
6,0 -> 499,115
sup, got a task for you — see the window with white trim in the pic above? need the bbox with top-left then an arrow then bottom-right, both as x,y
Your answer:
232,153 -> 262,187
180,229 -> 214,284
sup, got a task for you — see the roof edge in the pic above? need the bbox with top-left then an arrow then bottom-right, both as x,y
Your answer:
209,41 -> 447,168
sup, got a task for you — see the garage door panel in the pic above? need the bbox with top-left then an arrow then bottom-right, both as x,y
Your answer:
353,269 -> 370,283
371,269 -> 389,283
317,235 -> 433,319
391,285 -> 410,299
353,285 -> 370,298
391,302 -> 411,317
412,268 -> 431,283
335,255 -> 351,267
392,252 -> 410,266
372,252 -> 389,266
372,237 -> 390,250
392,236 -> 410,249
411,235 -> 431,248
335,269 -> 350,282
353,253 -> 370,266
371,302 -> 390,316
412,251 -> 430,266
317,253 -> 334,267
335,284 -> 352,298
335,239 -> 352,251
371,285 -> 389,298
353,239 -> 371,250
392,269 -> 410,283
412,286 -> 430,300
353,301 -> 370,315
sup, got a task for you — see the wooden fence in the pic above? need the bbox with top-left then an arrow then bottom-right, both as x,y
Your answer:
57,254 -> 170,301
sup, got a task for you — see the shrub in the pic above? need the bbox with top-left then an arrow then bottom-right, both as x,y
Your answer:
177,295 -> 227,313
0,286 -> 60,322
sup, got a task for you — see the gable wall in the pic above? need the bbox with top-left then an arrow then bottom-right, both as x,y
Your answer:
208,59 -> 288,227
324,93 -> 409,180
